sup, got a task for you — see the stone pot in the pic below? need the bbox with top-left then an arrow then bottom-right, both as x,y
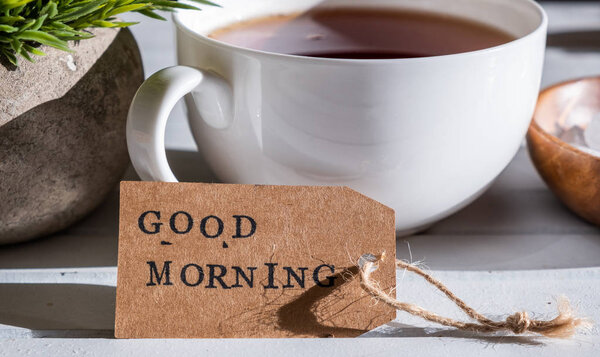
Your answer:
0,28 -> 144,244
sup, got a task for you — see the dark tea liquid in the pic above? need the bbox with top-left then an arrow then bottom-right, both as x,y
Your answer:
208,8 -> 515,59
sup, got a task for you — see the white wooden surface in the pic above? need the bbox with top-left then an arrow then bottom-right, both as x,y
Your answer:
2,2 -> 600,356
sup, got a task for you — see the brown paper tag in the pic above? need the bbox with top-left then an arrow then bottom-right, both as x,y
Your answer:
115,182 -> 395,338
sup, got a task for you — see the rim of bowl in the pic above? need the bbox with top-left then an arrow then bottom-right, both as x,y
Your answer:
531,75 -> 600,161
173,0 -> 548,66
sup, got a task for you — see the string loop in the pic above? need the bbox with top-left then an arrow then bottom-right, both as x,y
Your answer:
358,253 -> 591,338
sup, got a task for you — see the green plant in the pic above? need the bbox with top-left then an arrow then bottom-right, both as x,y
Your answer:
0,0 -> 215,65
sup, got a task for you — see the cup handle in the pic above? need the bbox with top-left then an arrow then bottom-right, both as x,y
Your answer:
126,66 -> 233,182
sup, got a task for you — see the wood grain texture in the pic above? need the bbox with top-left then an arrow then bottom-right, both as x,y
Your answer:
528,77 -> 600,226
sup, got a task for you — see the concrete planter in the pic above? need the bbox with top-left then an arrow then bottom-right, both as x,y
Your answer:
0,28 -> 143,244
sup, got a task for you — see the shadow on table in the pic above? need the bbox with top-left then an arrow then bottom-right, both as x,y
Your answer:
403,149 -> 600,270
361,321 -> 546,346
547,30 -> 600,52
0,149 -> 217,269
405,185 -> 600,269
0,282 -> 547,343
0,283 -> 115,338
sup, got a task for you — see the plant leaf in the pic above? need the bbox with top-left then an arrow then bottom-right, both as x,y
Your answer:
0,16 -> 26,25
23,43 -> 46,56
30,13 -> 48,31
135,8 -> 165,20
0,0 -> 34,12
53,0 -> 108,22
1,47 -> 18,65
40,1 -> 59,18
106,3 -> 148,16
16,30 -> 72,52
17,19 -> 36,32
18,46 -> 34,61
10,38 -> 22,53
149,1 -> 198,10
0,25 -> 19,33
0,0 -> 219,65
188,0 -> 220,7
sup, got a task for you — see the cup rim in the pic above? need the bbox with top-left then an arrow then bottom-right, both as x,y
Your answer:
173,0 -> 547,65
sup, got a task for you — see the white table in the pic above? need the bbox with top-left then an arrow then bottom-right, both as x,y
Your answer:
2,2 -> 600,356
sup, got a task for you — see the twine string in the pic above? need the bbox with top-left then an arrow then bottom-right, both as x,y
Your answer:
358,253 -> 591,338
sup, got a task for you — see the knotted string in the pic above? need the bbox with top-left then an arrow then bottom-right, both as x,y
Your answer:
358,253 -> 591,338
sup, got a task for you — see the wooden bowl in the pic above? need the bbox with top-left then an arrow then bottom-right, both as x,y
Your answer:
527,76 -> 600,226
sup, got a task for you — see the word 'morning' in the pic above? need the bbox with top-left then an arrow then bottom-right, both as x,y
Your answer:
146,261 -> 337,290
138,211 -> 256,238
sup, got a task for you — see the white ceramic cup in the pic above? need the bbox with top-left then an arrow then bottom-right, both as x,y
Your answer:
127,0 -> 547,235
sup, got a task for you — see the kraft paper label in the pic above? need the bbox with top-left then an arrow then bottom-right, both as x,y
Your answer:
115,182 -> 395,338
